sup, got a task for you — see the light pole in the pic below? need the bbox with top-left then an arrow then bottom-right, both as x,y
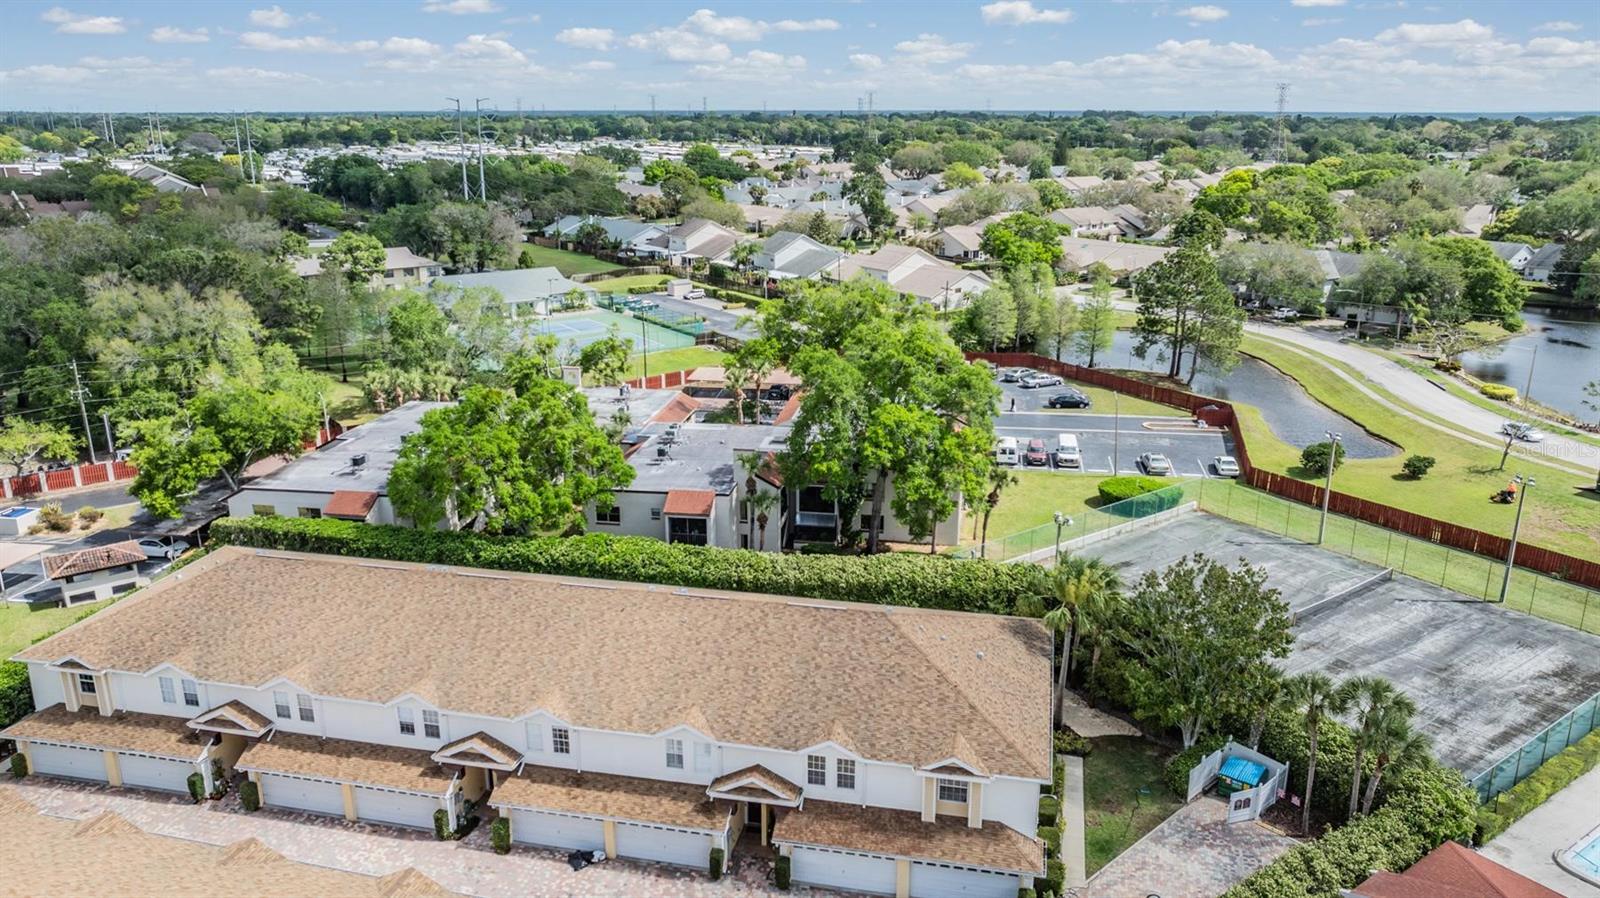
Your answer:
1052,511 -> 1072,564
1112,391 -> 1121,474
1316,431 -> 1341,545
1497,474 -> 1534,604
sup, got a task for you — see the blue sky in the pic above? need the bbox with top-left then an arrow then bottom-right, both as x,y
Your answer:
2,1 -> 1597,114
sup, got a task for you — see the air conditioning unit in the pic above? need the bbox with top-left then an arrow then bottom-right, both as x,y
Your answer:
350,454 -> 367,468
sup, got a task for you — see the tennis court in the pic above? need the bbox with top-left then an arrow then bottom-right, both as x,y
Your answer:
518,309 -> 696,354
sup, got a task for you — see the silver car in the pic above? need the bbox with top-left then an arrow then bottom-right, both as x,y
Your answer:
1500,422 -> 1545,443
1139,452 -> 1172,475
1213,455 -> 1241,477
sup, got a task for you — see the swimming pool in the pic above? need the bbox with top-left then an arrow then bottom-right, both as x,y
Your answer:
1559,825 -> 1600,888
0,506 -> 37,518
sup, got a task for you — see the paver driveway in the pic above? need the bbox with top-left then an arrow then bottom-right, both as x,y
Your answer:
9,778 -> 861,898
1085,797 -> 1297,898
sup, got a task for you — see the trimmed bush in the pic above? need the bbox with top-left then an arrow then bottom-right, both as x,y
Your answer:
38,503 -> 72,533
491,816 -> 511,854
239,780 -> 260,811
1038,795 -> 1060,827
1300,441 -> 1346,477
1163,734 -> 1226,797
1053,728 -> 1091,757
1476,729 -> 1600,844
1096,476 -> 1171,505
1037,825 -> 1060,854
210,517 -> 1048,615
1043,858 -> 1065,898
9,752 -> 27,778
77,506 -> 104,525
0,662 -> 33,731
1401,455 -> 1436,479
774,855 -> 791,890
1052,757 -> 1065,798
709,846 -> 725,880
186,772 -> 205,803
434,808 -> 452,840
1480,383 -> 1518,402
1018,890 -> 1037,898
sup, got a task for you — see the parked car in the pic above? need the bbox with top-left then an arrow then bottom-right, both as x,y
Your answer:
1500,422 -> 1545,443
1271,307 -> 1300,321
1054,434 -> 1082,469
1047,390 -> 1091,409
135,536 -> 190,561
1024,438 -> 1050,466
684,288 -> 706,300
1000,368 -> 1030,383
1139,452 -> 1172,475
1021,373 -> 1063,389
1213,455 -> 1241,477
994,436 -> 1020,466
632,299 -> 658,311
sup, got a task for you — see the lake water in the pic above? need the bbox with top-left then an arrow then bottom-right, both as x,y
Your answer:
1063,330 -> 1398,459
1460,308 -> 1600,420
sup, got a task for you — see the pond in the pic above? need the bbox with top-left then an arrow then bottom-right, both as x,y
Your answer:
1063,330 -> 1398,459
1460,308 -> 1600,421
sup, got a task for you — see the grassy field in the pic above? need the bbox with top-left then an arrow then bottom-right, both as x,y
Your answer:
622,346 -> 726,381
0,598 -> 109,660
516,244 -> 626,277
588,273 -> 672,293
961,471 -> 1107,547
1083,736 -> 1183,876
1237,334 -> 1600,557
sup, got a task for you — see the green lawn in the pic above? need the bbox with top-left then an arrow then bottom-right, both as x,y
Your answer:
1083,736 -> 1183,876
516,244 -> 627,277
0,598 -> 110,660
623,346 -> 726,381
589,273 -> 672,293
1042,379 -> 1189,420
1236,334 -> 1600,557
962,472 -> 1108,548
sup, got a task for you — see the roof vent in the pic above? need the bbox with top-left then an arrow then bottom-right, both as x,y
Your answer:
351,453 -> 367,468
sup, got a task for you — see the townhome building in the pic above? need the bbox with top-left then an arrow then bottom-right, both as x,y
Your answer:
5,547 -> 1050,898
543,215 -> 670,258
829,244 -> 993,310
665,218 -> 742,266
293,246 -> 443,290
431,266 -> 594,317
754,230 -> 845,280
1047,206 -> 1125,238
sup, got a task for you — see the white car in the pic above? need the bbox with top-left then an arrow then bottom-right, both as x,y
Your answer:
1139,452 -> 1173,475
1213,455 -> 1241,477
1021,373 -> 1063,389
1271,307 -> 1300,320
135,536 -> 190,561
1500,422 -> 1545,443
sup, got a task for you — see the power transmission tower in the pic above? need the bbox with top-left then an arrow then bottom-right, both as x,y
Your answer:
867,91 -> 876,146
474,97 -> 490,202
649,94 -> 657,131
446,97 -> 469,200
242,114 -> 257,184
1274,82 -> 1290,163
69,360 -> 98,463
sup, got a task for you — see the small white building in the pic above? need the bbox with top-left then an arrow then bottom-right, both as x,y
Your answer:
42,540 -> 147,607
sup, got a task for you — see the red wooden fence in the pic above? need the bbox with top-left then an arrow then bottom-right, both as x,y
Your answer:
970,351 -> 1600,590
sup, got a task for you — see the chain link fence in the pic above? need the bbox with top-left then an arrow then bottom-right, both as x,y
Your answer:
1469,690 -> 1599,804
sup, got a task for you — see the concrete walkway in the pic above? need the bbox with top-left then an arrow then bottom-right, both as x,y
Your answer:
1085,797 -> 1296,898
1061,755 -> 1088,890
1478,764 -> 1600,898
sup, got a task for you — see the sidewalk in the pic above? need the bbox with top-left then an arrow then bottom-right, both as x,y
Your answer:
1478,764 -> 1600,898
1061,754 -> 1088,890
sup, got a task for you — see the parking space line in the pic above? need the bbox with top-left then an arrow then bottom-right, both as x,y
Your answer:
1196,457 -> 1209,478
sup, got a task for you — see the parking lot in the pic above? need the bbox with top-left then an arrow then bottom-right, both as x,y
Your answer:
995,410 -> 1234,477
1080,513 -> 1600,776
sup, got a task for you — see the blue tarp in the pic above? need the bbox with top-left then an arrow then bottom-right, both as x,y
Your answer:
1219,755 -> 1267,786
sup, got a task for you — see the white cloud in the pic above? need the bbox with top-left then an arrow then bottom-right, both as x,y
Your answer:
248,6 -> 299,28
850,53 -> 884,70
690,49 -> 806,82
151,26 -> 210,43
239,32 -> 378,53
1376,19 -> 1493,44
574,60 -> 615,71
381,37 -> 441,56
626,9 -> 837,62
41,7 -> 126,34
1291,0 -> 1345,6
556,27 -> 615,50
1532,21 -> 1580,33
501,13 -> 540,24
894,33 -> 974,64
770,18 -> 841,33
1,64 -> 95,84
421,0 -> 502,13
626,28 -> 732,63
1176,5 -> 1230,22
451,33 -> 526,65
78,55 -> 158,69
205,65 -> 318,83
1302,17 -> 1342,26
980,1 -> 1075,25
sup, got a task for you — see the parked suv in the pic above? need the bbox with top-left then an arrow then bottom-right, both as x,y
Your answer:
1024,438 -> 1050,466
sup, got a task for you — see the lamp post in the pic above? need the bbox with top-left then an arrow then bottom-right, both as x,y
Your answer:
1497,474 -> 1534,604
1317,431 -> 1341,545
1053,511 -> 1072,564
1112,391 -> 1121,474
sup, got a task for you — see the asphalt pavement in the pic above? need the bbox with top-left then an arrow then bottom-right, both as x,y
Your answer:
649,294 -> 760,342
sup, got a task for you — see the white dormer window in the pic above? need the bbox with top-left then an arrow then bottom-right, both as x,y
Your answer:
159,676 -> 176,704
273,691 -> 291,719
526,722 -> 544,753
552,727 -> 571,755
77,673 -> 96,694
836,758 -> 856,790
665,738 -> 684,769
397,707 -> 415,735
422,709 -> 440,739
297,693 -> 314,722
181,679 -> 199,707
807,754 -> 827,786
937,779 -> 969,803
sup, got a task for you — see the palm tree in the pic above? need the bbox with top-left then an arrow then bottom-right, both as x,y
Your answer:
977,464 -> 1017,558
1361,716 -> 1429,815
1072,574 -> 1122,708
736,451 -> 766,548
1029,559 -> 1118,727
1339,676 -> 1402,820
1284,672 -> 1349,836
749,491 -> 778,551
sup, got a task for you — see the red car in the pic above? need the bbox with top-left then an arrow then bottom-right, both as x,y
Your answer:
1024,437 -> 1050,466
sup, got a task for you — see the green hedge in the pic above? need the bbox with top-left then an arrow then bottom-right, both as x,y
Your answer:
187,772 -> 205,803
1096,476 -> 1180,516
1038,795 -> 1060,827
240,780 -> 260,812
491,816 -> 511,854
1163,734 -> 1227,797
433,808 -> 450,840
0,662 -> 31,732
1479,383 -> 1517,401
1476,729 -> 1600,844
210,517 -> 1048,615
1053,728 -> 1092,757
9,752 -> 26,778
709,846 -> 725,880
775,855 -> 791,890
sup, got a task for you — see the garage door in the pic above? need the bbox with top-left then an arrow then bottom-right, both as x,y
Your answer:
352,786 -> 439,829
614,821 -> 710,867
790,846 -> 898,896
259,773 -> 346,817
118,754 -> 193,793
29,743 -> 107,783
509,808 -> 605,852
911,862 -> 1019,898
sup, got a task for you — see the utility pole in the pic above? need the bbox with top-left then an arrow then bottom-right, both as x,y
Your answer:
1521,343 -> 1539,409
474,97 -> 490,202
649,94 -> 657,132
446,97 -> 469,200
101,412 -> 115,460
1498,475 -> 1534,603
69,360 -> 97,463
1317,431 -> 1342,544
233,112 -> 245,179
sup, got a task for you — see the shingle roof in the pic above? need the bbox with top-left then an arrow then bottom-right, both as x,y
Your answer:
237,732 -> 455,795
2,705 -> 208,761
42,540 -> 145,580
773,800 -> 1044,874
662,489 -> 716,516
493,765 -> 734,831
432,731 -> 521,769
187,700 -> 274,736
20,547 -> 1051,779
708,764 -> 802,802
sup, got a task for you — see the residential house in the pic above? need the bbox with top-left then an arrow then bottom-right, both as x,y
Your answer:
753,231 -> 845,280
429,267 -> 594,317
1486,240 -> 1535,275
1056,236 -> 1173,280
224,402 -> 449,526
543,215 -> 671,258
616,181 -> 663,201
1048,206 -> 1124,239
1107,204 -> 1153,238
1053,175 -> 1105,196
1524,243 -> 1564,283
5,546 -> 1050,897
2,192 -> 95,221
904,193 -> 961,223
830,245 -> 993,309
41,541 -> 148,607
1458,203 -> 1495,238
1348,840 -> 1563,898
292,246 -> 443,290
666,218 -> 742,266
938,224 -> 987,261
123,162 -> 201,193
735,203 -> 792,234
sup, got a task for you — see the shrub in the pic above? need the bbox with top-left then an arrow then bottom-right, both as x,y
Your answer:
774,855 -> 791,890
709,846 -> 724,880
1037,825 -> 1060,854
1052,757 -> 1065,798
0,662 -> 33,731
433,808 -> 450,840
210,517 -> 1048,615
1163,734 -> 1227,797
1476,729 -> 1600,844
1038,795 -> 1060,827
239,780 -> 260,811
76,506 -> 104,524
1018,890 -> 1037,898
1096,475 -> 1172,505
1401,455 -> 1436,479
1479,383 -> 1518,402
491,816 -> 511,854
1043,858 -> 1065,898
1053,728 -> 1091,757
38,503 -> 72,533
186,772 -> 205,803
1299,440 -> 1347,477
9,752 -> 26,778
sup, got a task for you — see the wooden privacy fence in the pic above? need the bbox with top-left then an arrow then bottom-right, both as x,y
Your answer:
969,351 -> 1600,591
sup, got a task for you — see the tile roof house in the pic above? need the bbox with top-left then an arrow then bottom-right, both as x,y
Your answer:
1524,243 -> 1564,283
1349,840 -> 1564,898
40,540 -> 148,607
8,546 -> 1051,894
1047,206 -> 1126,238
665,218 -> 742,265
1485,240 -> 1535,275
1056,236 -> 1173,277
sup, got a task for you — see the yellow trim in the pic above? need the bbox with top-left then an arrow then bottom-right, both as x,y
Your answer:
18,742 -> 33,774
249,770 -> 263,804
895,858 -> 911,898
967,782 -> 983,829
921,778 -> 936,823
97,674 -> 114,717
102,750 -> 122,787
603,819 -> 617,857
341,783 -> 357,821
760,803 -> 770,846
61,672 -> 80,713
